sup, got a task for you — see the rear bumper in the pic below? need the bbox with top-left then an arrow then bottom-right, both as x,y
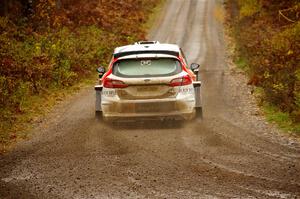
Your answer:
102,98 -> 195,120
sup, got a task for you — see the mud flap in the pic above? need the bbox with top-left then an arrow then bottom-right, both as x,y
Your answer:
193,81 -> 202,119
95,111 -> 103,121
95,85 -> 103,120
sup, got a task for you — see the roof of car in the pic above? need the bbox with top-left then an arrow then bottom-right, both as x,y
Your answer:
118,54 -> 178,60
113,41 -> 180,58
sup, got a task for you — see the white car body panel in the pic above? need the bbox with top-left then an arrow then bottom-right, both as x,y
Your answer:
95,41 -> 202,121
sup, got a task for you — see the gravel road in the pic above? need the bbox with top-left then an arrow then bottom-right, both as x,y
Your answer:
1,0 -> 300,198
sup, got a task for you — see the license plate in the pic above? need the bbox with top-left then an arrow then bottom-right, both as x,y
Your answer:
136,104 -> 159,112
135,102 -> 175,113
136,86 -> 158,92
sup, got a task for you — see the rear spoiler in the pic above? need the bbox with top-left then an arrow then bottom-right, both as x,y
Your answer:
113,50 -> 179,58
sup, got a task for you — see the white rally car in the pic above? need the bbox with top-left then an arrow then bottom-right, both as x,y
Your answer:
95,41 -> 202,122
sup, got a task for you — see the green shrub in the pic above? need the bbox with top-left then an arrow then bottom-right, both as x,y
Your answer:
238,0 -> 261,19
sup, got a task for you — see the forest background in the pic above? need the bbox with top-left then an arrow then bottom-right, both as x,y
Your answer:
226,0 -> 300,133
2,0 -> 300,151
0,0 -> 161,151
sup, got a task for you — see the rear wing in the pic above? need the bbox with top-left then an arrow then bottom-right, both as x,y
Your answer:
113,50 -> 179,59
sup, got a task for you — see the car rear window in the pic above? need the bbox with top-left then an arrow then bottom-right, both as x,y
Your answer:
112,58 -> 182,77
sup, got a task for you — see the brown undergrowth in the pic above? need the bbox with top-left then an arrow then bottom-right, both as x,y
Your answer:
0,0 -> 162,152
225,0 -> 300,134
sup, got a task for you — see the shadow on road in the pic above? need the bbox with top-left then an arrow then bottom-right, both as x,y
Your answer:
102,119 -> 189,130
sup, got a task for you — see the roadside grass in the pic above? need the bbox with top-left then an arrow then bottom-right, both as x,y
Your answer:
232,52 -> 300,136
234,56 -> 248,70
234,53 -> 300,136
0,75 -> 96,153
263,103 -> 300,134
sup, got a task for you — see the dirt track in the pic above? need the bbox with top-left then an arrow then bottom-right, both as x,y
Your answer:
1,0 -> 300,198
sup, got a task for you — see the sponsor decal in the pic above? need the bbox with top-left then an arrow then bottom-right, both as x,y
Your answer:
102,90 -> 117,96
178,88 -> 193,93
141,60 -> 151,66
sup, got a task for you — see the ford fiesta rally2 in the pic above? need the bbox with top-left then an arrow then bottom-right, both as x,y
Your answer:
95,41 -> 202,122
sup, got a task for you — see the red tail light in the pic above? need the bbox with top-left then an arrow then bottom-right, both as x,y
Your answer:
103,78 -> 128,88
169,75 -> 192,87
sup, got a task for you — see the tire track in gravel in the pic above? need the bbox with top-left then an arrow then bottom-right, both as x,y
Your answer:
1,0 -> 300,198
151,0 -> 300,197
